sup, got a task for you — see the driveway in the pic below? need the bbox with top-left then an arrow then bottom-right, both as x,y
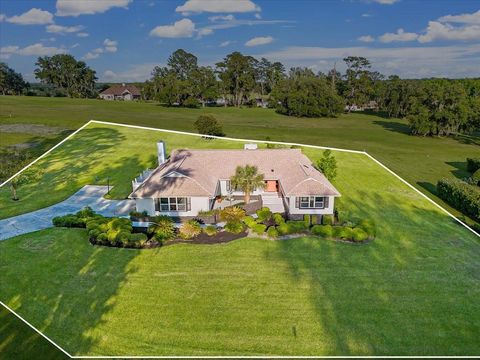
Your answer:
0,185 -> 135,241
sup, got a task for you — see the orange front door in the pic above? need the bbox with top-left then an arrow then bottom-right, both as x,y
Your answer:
266,180 -> 277,192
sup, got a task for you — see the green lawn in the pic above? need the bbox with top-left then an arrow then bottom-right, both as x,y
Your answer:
1,96 -> 479,222
0,124 -> 479,356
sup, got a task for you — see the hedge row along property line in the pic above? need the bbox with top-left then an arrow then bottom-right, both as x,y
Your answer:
52,206 -> 376,249
437,178 -> 480,223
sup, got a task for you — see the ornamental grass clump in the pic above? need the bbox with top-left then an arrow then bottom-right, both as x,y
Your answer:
179,220 -> 202,240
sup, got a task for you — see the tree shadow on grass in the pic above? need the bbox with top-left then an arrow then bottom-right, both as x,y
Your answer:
267,190 -> 480,355
372,120 -> 411,136
445,161 -> 470,180
0,228 -> 140,356
0,305 -> 67,359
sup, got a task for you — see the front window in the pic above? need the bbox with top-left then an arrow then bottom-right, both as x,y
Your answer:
298,196 -> 325,209
157,197 -> 189,212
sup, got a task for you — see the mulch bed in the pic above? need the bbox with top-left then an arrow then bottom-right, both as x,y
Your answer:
165,230 -> 248,246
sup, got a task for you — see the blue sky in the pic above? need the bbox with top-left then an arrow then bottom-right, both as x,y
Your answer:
1,0 -> 479,82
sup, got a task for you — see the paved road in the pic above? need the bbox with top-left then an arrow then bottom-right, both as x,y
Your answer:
0,185 -> 135,241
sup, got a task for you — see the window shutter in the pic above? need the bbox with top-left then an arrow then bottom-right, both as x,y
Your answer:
187,198 -> 191,211
295,197 -> 300,208
324,197 -> 329,209
154,198 -> 160,212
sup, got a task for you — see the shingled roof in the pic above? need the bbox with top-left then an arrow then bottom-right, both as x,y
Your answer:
100,84 -> 141,96
130,148 -> 340,199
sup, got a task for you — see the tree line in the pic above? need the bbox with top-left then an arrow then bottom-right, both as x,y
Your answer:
1,50 -> 479,137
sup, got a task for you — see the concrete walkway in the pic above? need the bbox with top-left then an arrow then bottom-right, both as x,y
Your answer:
0,185 -> 135,241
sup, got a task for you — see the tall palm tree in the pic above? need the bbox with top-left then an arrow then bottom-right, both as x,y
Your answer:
230,165 -> 265,204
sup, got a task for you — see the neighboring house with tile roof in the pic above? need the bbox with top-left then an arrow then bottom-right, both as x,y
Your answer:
99,83 -> 141,101
129,142 -> 340,220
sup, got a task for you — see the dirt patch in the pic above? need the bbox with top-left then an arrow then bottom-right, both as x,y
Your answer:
165,230 -> 248,246
0,124 -> 67,136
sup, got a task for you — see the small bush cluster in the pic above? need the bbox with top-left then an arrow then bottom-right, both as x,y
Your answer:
220,206 -> 246,234
148,215 -> 176,241
87,217 -> 149,248
52,206 -> 97,228
311,219 -> 374,243
256,207 -> 272,222
466,158 -> 480,174
437,178 -> 480,222
203,225 -> 218,236
179,220 -> 202,240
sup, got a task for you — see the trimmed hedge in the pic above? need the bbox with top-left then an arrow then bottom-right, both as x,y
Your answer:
352,228 -> 368,242
322,214 -> 334,225
437,178 -> 480,222
252,223 -> 267,235
467,158 -> 480,174
273,213 -> 285,225
224,221 -> 245,234
256,207 -> 272,222
311,224 -> 333,237
52,206 -> 98,228
267,226 -> 279,238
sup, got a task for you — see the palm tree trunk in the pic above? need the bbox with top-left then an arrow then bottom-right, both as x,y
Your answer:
244,191 -> 250,204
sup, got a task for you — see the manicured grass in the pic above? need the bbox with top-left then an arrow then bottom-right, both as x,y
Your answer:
0,305 -> 67,359
0,126 -> 478,355
1,96 -> 479,222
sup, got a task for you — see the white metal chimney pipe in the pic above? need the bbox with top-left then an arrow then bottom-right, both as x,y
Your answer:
157,141 -> 166,165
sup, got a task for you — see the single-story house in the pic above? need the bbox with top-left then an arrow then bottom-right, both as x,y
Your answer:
129,142 -> 340,221
99,83 -> 141,101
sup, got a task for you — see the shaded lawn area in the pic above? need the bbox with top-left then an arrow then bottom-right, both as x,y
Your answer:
0,130 -> 479,356
0,305 -> 67,359
1,96 -> 479,222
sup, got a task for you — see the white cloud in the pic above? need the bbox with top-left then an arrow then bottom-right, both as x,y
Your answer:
418,21 -> 480,43
56,0 -> 131,17
77,32 -> 89,38
176,0 -> 261,15
371,0 -> 400,4
254,13 -> 261,19
4,8 -> 53,25
101,63 -> 158,82
245,36 -> 273,47
219,40 -> 232,47
209,14 -> 234,22
150,18 -> 196,38
358,35 -> 375,42
379,28 -> 418,42
197,28 -> 214,37
361,13 -> 372,18
0,43 -> 67,58
71,43 -> 80,48
438,10 -> 480,24
259,44 -> 480,78
83,52 -> 100,60
103,38 -> 118,52
0,14 -> 6,22
46,24 -> 84,34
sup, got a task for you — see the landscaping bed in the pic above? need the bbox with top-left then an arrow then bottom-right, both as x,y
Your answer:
165,230 -> 248,245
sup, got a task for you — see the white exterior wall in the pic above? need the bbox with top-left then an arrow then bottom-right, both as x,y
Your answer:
135,198 -> 155,214
287,196 -> 335,215
135,197 -> 211,216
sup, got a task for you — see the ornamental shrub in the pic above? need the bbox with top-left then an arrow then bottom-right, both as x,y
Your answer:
148,215 -> 175,240
334,226 -> 354,240
183,96 -> 200,108
472,169 -> 480,186
219,206 -> 246,224
52,214 -> 85,228
357,219 -> 376,237
273,213 -> 285,225
256,207 -> 272,223
466,158 -> 480,174
179,220 -> 202,239
128,233 -> 148,247
437,178 -> 480,222
311,224 -> 334,238
203,225 -> 218,236
352,228 -> 369,242
194,114 -> 224,136
242,215 -> 257,228
76,206 -> 95,219
311,214 -> 318,225
286,220 -> 308,233
267,226 -> 279,238
224,222 -> 245,234
303,214 -> 311,227
277,222 -> 291,235
322,214 -> 334,226
96,233 -> 108,245
88,228 -> 101,240
252,223 -> 267,235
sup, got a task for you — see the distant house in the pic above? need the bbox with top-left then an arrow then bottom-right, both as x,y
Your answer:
99,83 -> 141,101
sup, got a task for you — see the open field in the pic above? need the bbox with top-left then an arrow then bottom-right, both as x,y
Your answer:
0,123 -> 479,356
1,96 -> 479,223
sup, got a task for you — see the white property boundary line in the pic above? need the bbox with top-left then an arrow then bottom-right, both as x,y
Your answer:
1,119 -> 479,360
